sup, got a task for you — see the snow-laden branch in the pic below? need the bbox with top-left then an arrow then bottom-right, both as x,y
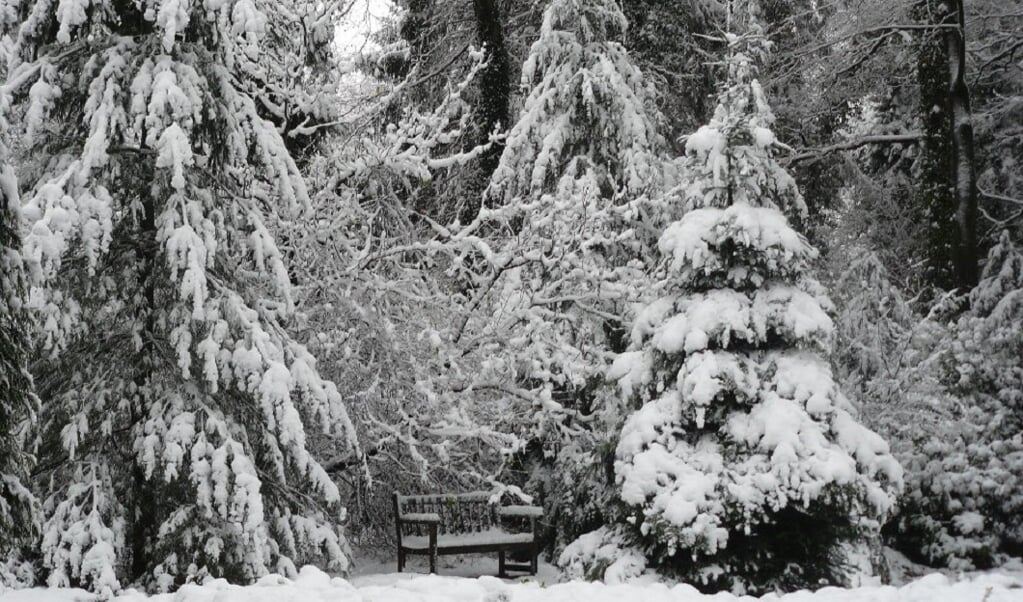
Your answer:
979,186 -> 1023,207
785,133 -> 922,165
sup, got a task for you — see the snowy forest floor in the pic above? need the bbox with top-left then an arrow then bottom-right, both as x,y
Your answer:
4,553 -> 1021,602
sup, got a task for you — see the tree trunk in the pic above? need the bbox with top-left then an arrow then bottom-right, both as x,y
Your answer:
945,0 -> 978,290
472,0 -> 510,155
462,0 -> 510,223
913,0 -> 978,293
129,167 -> 159,583
914,0 -> 957,292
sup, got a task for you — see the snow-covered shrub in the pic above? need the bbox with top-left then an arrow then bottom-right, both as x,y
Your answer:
1,0 -> 358,592
566,26 -> 903,593
828,232 -> 1023,570
894,231 -> 1023,569
559,525 -> 647,584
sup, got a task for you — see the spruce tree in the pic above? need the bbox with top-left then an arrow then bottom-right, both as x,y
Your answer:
565,22 -> 902,593
1,0 -> 358,593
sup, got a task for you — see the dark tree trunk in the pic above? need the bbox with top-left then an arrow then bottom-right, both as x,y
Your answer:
945,0 -> 978,290
914,0 -> 958,293
913,0 -> 978,293
129,168 -> 159,583
472,0 -> 510,154
462,0 -> 510,223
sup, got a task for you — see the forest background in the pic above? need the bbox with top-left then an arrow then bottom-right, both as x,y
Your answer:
1,0 -> 1022,597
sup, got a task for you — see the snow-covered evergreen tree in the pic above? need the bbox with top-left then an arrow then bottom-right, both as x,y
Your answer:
1,0 -> 358,593
563,22 -> 903,593
470,0 -> 668,423
0,89 -> 41,586
457,0 -> 672,545
895,230 -> 1023,569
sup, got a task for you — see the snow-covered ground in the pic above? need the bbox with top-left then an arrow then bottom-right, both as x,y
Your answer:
3,558 -> 1022,602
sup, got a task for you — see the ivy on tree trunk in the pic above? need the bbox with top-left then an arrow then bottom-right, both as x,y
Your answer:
914,0 -> 978,293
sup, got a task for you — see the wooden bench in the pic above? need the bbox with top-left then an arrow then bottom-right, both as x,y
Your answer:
393,491 -> 543,576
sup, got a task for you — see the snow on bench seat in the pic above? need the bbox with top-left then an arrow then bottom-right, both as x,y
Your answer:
400,512 -> 441,523
498,505 -> 543,518
402,529 -> 535,550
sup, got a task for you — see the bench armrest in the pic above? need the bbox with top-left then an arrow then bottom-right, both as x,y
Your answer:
399,512 -> 441,524
498,505 -> 543,518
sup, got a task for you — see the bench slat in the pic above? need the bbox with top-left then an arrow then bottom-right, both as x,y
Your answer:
397,491 -> 493,504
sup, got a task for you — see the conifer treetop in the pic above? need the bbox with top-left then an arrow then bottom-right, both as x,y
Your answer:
486,0 -> 664,207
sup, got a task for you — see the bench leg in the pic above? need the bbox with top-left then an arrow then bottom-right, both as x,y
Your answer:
531,544 -> 538,575
397,548 -> 405,572
498,550 -> 507,578
429,524 -> 438,574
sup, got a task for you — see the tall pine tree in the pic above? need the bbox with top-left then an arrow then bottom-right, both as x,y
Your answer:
1,0 -> 358,593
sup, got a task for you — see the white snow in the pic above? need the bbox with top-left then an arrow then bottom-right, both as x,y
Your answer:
559,526 -> 648,584
658,205 -> 816,285
2,565 -> 1021,602
498,505 -> 544,518
631,285 -> 835,356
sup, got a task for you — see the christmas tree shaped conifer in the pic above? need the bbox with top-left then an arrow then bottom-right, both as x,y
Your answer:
582,9 -> 904,592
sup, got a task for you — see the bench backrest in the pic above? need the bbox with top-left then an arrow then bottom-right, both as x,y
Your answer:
394,491 -> 498,537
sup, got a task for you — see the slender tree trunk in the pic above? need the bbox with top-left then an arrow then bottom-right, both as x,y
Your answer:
945,0 -> 978,290
472,0 -> 510,159
914,0 -> 957,292
462,0 -> 510,223
129,172 -> 159,583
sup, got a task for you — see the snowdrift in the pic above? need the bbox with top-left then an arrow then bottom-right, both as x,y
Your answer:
2,566 -> 1021,602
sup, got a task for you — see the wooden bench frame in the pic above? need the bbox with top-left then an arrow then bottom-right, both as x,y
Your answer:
393,491 -> 543,577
